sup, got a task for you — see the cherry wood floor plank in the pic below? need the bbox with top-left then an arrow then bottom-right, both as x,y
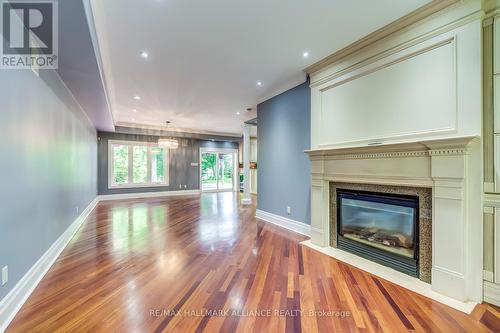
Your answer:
5,193 -> 499,333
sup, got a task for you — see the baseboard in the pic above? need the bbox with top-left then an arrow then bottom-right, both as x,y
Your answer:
255,209 -> 311,237
0,197 -> 99,333
484,281 -> 500,307
98,189 -> 201,201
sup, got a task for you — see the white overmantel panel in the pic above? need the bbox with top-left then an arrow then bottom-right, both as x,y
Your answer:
308,5 -> 482,150
320,36 -> 456,147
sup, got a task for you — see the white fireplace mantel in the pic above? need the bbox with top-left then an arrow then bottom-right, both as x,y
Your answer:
305,136 -> 483,304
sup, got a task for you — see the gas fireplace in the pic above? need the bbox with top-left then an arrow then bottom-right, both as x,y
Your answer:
337,189 -> 419,277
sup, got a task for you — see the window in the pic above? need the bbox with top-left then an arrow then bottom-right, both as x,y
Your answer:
112,145 -> 128,185
109,140 -> 169,188
133,146 -> 148,183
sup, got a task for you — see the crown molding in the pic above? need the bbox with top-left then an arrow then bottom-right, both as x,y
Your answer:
304,0 -> 460,75
82,0 -> 115,131
111,125 -> 242,142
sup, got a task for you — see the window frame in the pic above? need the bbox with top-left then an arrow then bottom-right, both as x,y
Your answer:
108,140 -> 170,189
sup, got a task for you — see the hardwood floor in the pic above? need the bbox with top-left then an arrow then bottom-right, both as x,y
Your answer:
6,193 -> 500,332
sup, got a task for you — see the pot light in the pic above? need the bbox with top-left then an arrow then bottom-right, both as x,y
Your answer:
140,51 -> 149,59
256,81 -> 262,87
132,109 -> 137,113
133,95 -> 141,100
236,112 -> 241,115
303,51 -> 310,58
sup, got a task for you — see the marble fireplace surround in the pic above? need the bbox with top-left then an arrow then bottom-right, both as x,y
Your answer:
305,136 -> 482,311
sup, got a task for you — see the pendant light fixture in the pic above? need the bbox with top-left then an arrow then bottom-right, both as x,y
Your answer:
158,121 -> 179,149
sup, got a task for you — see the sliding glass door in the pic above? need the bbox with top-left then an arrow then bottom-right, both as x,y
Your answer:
201,149 -> 237,192
201,152 -> 218,191
218,153 -> 234,190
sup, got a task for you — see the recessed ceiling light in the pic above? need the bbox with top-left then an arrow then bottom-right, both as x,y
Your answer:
236,112 -> 241,115
133,95 -> 141,100
140,51 -> 149,59
256,81 -> 262,87
132,109 -> 137,113
303,51 -> 310,58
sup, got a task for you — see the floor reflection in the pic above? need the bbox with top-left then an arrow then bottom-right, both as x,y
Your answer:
10,192 -> 492,333
199,192 -> 240,250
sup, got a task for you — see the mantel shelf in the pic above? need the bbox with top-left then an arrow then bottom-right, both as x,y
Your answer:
305,136 -> 478,158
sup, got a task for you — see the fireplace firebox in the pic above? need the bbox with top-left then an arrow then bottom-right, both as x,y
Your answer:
337,189 -> 419,277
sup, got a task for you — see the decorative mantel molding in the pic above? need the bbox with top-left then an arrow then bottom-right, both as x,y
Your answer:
305,136 -> 477,160
308,151 -> 430,161
305,135 -> 482,304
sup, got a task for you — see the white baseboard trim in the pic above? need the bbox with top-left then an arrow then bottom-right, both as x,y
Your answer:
301,240 -> 477,314
0,197 -> 99,333
484,281 -> 500,307
255,209 -> 311,237
98,189 -> 201,201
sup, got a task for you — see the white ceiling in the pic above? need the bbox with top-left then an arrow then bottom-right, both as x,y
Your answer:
90,0 -> 431,136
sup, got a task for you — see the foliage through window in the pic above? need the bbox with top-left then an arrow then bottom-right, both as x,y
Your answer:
109,141 -> 169,188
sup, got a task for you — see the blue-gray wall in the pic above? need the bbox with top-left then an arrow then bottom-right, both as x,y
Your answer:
0,69 -> 98,300
97,131 -> 238,195
257,80 -> 311,224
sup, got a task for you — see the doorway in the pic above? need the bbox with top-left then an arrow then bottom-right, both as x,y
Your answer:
200,148 -> 238,192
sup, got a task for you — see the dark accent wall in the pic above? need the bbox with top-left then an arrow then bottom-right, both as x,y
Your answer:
257,80 -> 311,224
97,132 -> 238,195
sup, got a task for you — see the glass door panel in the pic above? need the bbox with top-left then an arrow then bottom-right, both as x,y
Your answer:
201,152 -> 217,191
218,153 -> 234,191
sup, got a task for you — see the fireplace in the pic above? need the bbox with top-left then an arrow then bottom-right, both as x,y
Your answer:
307,137 -> 481,302
337,189 -> 419,277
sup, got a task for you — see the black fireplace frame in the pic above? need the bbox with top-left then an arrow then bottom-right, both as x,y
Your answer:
336,188 -> 419,277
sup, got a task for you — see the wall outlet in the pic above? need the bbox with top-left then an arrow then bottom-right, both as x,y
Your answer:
2,266 -> 8,286
286,206 -> 291,215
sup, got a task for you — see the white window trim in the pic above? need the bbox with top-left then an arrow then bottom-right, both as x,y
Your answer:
108,140 -> 170,189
